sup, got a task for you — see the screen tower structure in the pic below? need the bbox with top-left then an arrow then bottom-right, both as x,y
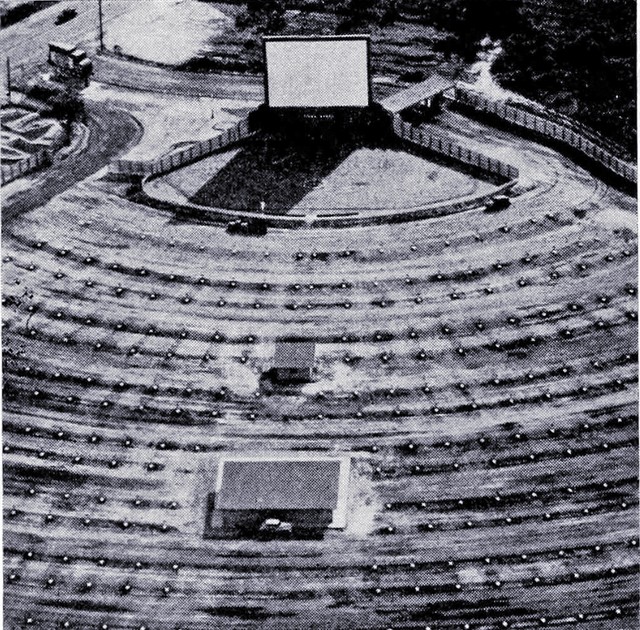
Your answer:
263,35 -> 372,108
259,35 -> 387,142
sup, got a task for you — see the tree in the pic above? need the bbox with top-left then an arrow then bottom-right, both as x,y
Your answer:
236,0 -> 287,35
49,86 -> 85,144
336,0 -> 398,33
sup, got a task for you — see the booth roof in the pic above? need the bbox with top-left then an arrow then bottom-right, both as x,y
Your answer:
381,74 -> 455,114
216,459 -> 341,510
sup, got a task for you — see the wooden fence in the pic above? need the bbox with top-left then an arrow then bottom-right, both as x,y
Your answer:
112,117 -> 253,177
391,114 -> 520,183
1,149 -> 50,185
454,87 -> 637,185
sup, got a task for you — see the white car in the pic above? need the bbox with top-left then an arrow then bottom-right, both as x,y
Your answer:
258,518 -> 292,535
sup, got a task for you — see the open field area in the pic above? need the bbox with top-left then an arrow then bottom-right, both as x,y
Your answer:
293,147 -> 491,213
180,138 -> 492,215
0,0 -> 232,80
82,82 -> 256,162
2,89 -> 638,630
187,136 -> 493,215
103,0 -> 230,65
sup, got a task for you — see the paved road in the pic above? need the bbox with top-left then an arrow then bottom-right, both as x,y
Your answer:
1,0 -> 264,101
92,54 -> 264,100
2,100 -> 141,235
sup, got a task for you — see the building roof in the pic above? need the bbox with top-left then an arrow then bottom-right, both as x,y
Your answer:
216,459 -> 341,510
381,74 -> 455,114
273,340 -> 315,369
49,42 -> 76,54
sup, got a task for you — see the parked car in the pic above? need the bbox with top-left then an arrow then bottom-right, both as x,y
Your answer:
258,518 -> 292,537
226,218 -> 267,236
484,195 -> 511,212
55,8 -> 77,25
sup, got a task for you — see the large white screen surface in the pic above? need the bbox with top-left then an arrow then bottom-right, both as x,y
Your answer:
265,38 -> 370,108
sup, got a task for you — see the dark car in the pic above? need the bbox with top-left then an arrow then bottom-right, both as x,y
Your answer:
226,218 -> 267,236
484,195 -> 511,212
55,8 -> 77,25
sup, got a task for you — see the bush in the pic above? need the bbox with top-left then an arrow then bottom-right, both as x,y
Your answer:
398,70 -> 425,83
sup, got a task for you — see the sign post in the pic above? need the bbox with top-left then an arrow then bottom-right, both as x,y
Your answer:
98,0 -> 105,52
6,58 -> 11,103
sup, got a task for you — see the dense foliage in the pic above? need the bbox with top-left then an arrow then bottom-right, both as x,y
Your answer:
492,0 -> 636,155
402,0 -> 524,60
235,0 -> 287,34
335,0 -> 398,33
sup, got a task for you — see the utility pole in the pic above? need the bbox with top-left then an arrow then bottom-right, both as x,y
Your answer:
6,58 -> 11,103
98,0 -> 105,52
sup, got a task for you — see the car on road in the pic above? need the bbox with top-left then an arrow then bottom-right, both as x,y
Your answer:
226,218 -> 268,236
55,8 -> 77,26
484,194 -> 511,212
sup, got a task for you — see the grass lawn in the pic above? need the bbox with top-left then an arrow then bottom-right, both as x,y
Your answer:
189,131 -> 365,213
186,129 -> 489,215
